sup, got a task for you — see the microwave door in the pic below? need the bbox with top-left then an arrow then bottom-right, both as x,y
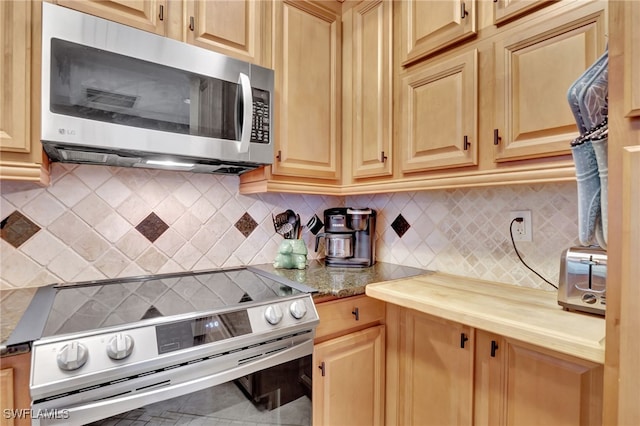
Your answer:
190,73 -> 252,154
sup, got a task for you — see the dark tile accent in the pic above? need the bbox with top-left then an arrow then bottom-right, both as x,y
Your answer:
391,214 -> 410,238
136,213 -> 169,243
235,212 -> 258,238
0,211 -> 41,248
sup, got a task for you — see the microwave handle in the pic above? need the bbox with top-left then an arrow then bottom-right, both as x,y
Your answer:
238,73 -> 253,153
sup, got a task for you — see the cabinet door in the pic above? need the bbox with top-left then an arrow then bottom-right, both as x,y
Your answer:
270,0 -> 341,180
625,0 -> 640,116
398,310 -> 474,426
185,0 -> 269,65
400,49 -> 478,173
474,331 -> 505,426
0,369 -> 14,426
0,0 -> 48,184
345,0 -> 393,179
313,325 -> 385,426
493,0 -> 553,25
475,331 -> 604,426
493,2 -> 606,162
0,353 -> 31,426
55,0 -> 166,35
1,0 -> 31,154
400,0 -> 476,65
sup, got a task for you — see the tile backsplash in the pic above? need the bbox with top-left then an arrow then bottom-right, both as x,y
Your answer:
348,183 -> 579,290
0,164 -> 579,291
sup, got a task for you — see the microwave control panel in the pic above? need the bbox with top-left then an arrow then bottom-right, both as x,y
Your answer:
251,88 -> 270,144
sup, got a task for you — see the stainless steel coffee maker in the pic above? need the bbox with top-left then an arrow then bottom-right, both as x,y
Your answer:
314,207 -> 376,267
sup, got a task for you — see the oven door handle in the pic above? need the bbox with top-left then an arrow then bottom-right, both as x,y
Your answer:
32,340 -> 312,426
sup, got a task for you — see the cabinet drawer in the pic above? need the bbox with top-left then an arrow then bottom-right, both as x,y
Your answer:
315,295 -> 384,342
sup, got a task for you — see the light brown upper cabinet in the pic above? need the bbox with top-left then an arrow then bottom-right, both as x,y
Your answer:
399,49 -> 478,173
493,0 -> 554,25
400,0 -> 477,66
270,0 -> 341,180
493,1 -> 606,162
343,0 -> 393,180
185,0 -> 270,65
54,1 -> 269,66
54,0 -> 167,35
0,0 -> 49,184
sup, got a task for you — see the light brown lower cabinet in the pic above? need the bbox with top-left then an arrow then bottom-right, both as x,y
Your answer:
386,306 -> 474,426
313,295 -> 386,426
0,353 -> 31,426
386,306 -> 604,426
313,325 -> 385,426
474,330 -> 604,426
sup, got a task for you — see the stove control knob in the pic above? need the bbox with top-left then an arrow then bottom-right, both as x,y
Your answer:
264,305 -> 283,325
582,293 -> 598,304
107,333 -> 135,360
57,341 -> 88,371
289,300 -> 307,320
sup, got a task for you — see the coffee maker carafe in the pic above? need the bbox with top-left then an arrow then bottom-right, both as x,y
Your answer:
314,207 -> 376,267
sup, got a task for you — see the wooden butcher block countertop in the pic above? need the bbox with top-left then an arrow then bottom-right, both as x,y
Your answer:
366,272 -> 606,364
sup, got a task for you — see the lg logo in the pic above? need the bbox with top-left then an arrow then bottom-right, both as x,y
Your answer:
58,128 -> 76,135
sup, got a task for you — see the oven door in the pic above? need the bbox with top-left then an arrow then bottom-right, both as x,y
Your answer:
31,342 -> 312,426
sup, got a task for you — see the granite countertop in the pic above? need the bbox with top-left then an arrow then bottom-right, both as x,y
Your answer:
366,272 -> 606,364
1,287 -> 39,352
250,260 -> 432,302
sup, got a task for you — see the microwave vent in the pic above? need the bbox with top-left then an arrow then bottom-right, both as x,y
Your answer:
61,150 -> 109,163
85,88 -> 138,109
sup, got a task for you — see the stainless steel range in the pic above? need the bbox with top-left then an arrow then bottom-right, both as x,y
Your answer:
28,267 -> 318,425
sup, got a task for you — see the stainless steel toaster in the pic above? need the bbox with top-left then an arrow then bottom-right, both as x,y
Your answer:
557,246 -> 606,316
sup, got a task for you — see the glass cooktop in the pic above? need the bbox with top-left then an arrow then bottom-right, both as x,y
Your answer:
41,268 -> 311,338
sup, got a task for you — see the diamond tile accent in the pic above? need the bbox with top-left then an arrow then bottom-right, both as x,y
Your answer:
234,212 -> 258,237
391,214 -> 410,238
0,211 -> 41,248
136,212 -> 169,243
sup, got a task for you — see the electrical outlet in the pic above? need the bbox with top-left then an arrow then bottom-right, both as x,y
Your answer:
509,210 -> 532,242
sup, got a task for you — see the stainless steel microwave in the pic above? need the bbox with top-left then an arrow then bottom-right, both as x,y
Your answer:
40,3 -> 274,175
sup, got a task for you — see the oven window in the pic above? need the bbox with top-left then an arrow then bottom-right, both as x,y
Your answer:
49,38 -> 241,140
86,357 -> 312,426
